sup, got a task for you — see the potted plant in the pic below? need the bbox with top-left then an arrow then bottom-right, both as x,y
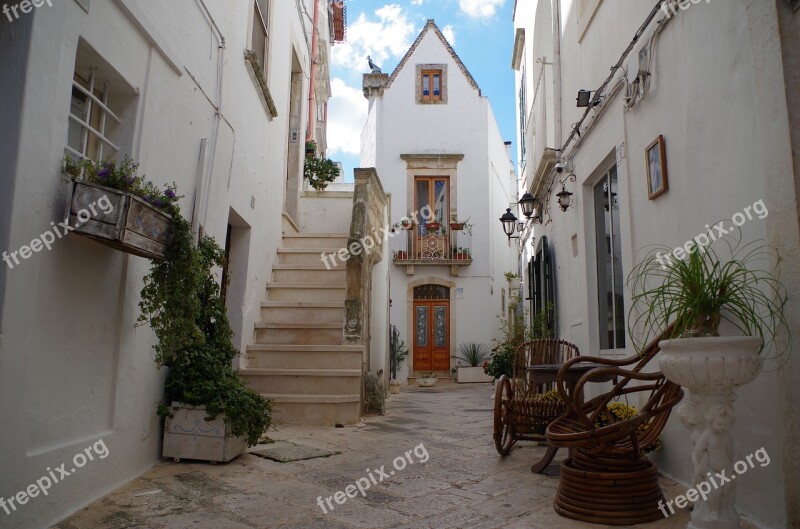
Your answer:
504,271 -> 521,292
389,337 -> 408,393
138,207 -> 272,463
417,372 -> 438,387
449,215 -> 474,234
394,250 -> 408,260
456,343 -> 493,383
424,219 -> 441,231
304,154 -> 339,191
63,155 -> 177,260
395,214 -> 416,230
628,238 -> 789,528
305,140 -> 317,157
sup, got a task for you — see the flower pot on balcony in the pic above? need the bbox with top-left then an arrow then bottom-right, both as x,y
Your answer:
394,251 -> 408,260
66,180 -> 173,260
449,222 -> 465,231
424,222 -> 441,230
162,403 -> 248,463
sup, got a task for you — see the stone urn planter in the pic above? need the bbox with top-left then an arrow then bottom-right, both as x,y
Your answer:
66,180 -> 173,260
456,366 -> 493,383
659,336 -> 764,529
417,376 -> 437,387
389,379 -> 401,394
163,404 -> 247,463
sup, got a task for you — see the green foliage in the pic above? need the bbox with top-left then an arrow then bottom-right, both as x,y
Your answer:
457,343 -> 491,367
138,209 -> 271,446
390,338 -> 408,369
64,154 -> 180,212
304,155 -> 340,191
596,402 -> 662,453
484,304 -> 555,379
504,271 -> 519,281
627,236 -> 790,360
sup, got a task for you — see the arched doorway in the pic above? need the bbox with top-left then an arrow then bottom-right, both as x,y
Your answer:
412,284 -> 450,372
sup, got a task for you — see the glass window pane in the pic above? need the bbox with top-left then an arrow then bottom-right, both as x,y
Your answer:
433,74 -> 440,96
422,74 -> 430,96
434,306 -> 447,346
416,179 -> 430,218
594,166 -> 625,349
433,179 -> 447,223
415,306 -> 428,346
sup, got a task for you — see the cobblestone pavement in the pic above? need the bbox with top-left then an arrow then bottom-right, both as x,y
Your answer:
53,383 -> 695,529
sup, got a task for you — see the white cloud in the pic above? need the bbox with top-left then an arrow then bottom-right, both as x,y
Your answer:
331,4 -> 417,75
410,0 -> 424,4
326,78 -> 368,157
459,0 -> 504,19
441,24 -> 456,45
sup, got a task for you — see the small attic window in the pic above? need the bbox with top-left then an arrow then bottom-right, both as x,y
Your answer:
416,64 -> 447,104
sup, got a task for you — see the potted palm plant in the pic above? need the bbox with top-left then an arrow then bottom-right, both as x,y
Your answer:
627,237 -> 789,529
456,343 -> 492,383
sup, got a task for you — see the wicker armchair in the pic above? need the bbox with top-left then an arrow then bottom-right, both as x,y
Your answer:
493,339 -> 580,457
545,327 -> 683,525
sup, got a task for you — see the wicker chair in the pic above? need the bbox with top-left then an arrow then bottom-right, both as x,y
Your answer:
545,327 -> 683,525
493,339 -> 580,457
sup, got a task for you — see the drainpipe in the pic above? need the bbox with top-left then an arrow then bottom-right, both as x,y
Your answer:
552,0 -> 563,147
305,0 -> 320,143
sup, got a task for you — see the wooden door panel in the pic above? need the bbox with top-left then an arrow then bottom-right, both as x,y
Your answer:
413,303 -> 432,372
413,300 -> 449,373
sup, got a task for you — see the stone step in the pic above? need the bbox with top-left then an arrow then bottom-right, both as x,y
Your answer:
277,248 -> 341,266
266,282 -> 345,302
260,301 -> 344,323
254,322 -> 343,345
271,264 -> 346,283
241,368 -> 361,395
246,344 -> 362,370
282,233 -> 349,248
263,394 -> 361,426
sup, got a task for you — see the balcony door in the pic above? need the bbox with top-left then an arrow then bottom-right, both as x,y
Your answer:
412,285 -> 450,372
415,176 -> 449,258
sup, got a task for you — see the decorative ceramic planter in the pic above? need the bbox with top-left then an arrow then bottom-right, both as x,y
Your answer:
456,366 -> 493,383
508,278 -> 521,292
66,180 -> 173,260
417,377 -> 437,387
163,404 -> 247,463
659,336 -> 763,529
389,380 -> 401,394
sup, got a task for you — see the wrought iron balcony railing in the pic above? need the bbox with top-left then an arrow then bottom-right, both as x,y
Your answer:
391,223 -> 472,266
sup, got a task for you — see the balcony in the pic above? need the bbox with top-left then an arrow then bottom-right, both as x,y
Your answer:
391,223 -> 472,276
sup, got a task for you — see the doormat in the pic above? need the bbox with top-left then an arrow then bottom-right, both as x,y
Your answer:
251,441 -> 340,463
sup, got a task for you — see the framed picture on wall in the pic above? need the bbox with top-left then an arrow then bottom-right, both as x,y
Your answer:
645,135 -> 668,199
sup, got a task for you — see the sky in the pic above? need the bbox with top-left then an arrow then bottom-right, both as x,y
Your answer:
327,0 -> 516,182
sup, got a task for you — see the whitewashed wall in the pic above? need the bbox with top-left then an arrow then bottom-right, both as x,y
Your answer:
0,1 -> 323,527
513,1 -> 799,526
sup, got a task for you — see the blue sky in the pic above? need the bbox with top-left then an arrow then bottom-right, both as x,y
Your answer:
327,0 -> 516,182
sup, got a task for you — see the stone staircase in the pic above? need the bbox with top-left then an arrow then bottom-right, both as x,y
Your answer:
240,233 -> 363,426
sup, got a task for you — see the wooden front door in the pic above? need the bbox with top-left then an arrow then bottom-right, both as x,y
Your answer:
412,285 -> 450,372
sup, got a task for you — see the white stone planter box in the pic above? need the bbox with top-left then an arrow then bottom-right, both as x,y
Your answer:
457,367 -> 493,383
163,404 -> 247,463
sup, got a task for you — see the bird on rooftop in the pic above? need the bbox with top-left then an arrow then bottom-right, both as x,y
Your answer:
367,55 -> 382,74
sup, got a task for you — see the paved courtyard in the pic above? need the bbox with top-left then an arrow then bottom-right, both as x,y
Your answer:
53,384 -> 695,529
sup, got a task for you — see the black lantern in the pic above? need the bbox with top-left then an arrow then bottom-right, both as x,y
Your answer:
499,208 -> 518,238
519,192 -> 536,218
576,89 -> 592,107
556,184 -> 574,212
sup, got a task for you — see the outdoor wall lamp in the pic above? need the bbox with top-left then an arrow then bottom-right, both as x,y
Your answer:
500,208 -> 519,238
556,173 -> 577,212
519,192 -> 543,224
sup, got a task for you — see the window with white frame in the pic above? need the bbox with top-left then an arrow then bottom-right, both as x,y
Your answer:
66,40 -> 135,162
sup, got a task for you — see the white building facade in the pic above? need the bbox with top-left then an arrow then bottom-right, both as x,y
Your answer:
363,20 -> 517,383
512,1 -> 799,527
0,1 -> 340,527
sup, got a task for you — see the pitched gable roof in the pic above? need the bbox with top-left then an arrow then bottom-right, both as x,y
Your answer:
385,19 -> 481,94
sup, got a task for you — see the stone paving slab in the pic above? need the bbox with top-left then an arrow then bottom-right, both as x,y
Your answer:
53,384 -> 705,529
250,441 -> 340,463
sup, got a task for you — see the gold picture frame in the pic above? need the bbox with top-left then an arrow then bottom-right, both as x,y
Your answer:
645,135 -> 668,200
